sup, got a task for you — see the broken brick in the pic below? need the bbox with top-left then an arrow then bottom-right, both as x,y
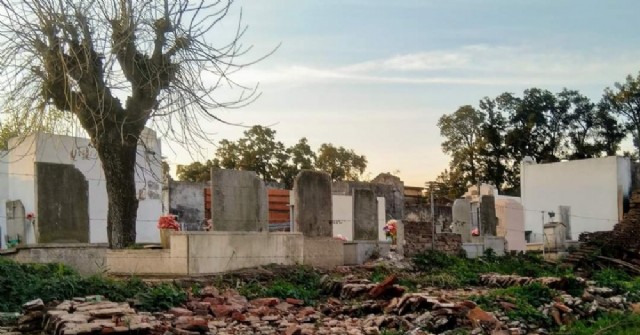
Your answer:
368,275 -> 398,298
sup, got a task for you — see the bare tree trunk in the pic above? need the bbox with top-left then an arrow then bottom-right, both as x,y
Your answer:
97,141 -> 139,248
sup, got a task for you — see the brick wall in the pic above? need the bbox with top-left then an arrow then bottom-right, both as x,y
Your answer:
403,221 -> 462,256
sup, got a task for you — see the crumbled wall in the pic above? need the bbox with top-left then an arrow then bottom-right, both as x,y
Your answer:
169,180 -> 207,231
403,221 -> 462,256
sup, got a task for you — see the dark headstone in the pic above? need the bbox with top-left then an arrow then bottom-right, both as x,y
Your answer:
293,170 -> 332,237
353,188 -> 378,240
36,162 -> 89,243
480,195 -> 497,236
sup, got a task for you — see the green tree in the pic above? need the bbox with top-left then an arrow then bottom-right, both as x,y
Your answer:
595,108 -> 626,156
314,143 -> 367,182
500,88 -> 570,164
438,105 -> 485,187
0,1 -> 267,248
559,89 -> 625,159
176,160 -> 216,182
431,169 -> 467,200
477,97 -> 509,191
0,109 -> 71,151
234,126 -> 287,183
177,130 -> 363,187
279,137 -> 316,188
601,72 -> 640,156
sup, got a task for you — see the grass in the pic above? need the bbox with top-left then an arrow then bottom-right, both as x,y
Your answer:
556,313 -> 640,335
472,283 -> 557,327
411,250 -> 573,288
237,265 -> 324,305
592,268 -> 640,303
0,258 -> 185,312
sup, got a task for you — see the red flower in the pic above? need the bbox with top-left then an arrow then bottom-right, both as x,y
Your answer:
26,212 -> 35,220
157,215 -> 180,231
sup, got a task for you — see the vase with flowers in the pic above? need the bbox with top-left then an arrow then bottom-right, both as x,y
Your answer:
157,215 -> 180,248
383,220 -> 398,245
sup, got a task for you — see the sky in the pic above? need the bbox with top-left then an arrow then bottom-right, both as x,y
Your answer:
162,0 -> 640,187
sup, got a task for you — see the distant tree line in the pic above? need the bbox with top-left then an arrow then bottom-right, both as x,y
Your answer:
437,72 -> 640,198
176,126 -> 367,188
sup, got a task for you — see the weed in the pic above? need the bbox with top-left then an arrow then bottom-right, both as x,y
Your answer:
472,283 -> 557,327
237,265 -> 324,305
417,273 -> 462,289
136,283 -> 187,312
370,265 -> 391,283
0,258 -> 185,312
592,268 -> 640,302
411,250 -> 572,289
556,312 -> 640,335
380,329 -> 404,335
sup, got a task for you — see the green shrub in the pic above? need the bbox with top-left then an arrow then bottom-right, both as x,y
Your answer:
593,268 -> 632,290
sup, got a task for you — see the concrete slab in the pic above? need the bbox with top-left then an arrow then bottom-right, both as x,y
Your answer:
343,240 -> 391,265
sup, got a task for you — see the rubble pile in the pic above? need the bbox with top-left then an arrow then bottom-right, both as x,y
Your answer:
479,274 -> 581,290
4,274 -> 638,335
569,190 -> 640,272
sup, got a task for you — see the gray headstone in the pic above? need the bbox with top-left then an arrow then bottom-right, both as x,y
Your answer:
480,195 -> 497,236
353,189 -> 378,240
211,169 -> 268,232
371,173 -> 405,221
452,199 -> 472,243
332,179 -> 403,222
293,170 -> 332,237
559,206 -> 571,240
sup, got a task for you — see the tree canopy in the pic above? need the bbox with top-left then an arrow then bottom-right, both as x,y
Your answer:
436,73 -> 639,197
176,126 -> 367,188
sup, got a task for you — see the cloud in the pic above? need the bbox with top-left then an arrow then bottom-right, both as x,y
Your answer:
221,44 -> 640,87
341,50 -> 471,73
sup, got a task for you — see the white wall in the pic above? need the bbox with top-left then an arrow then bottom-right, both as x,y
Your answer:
5,130 -> 163,244
495,197 -> 526,251
7,135 -> 37,244
331,195 -> 386,241
377,197 -> 386,241
0,152 -> 8,249
521,156 -> 630,243
332,195 -> 353,240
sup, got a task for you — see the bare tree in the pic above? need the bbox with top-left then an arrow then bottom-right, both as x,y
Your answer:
0,0 -> 272,248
